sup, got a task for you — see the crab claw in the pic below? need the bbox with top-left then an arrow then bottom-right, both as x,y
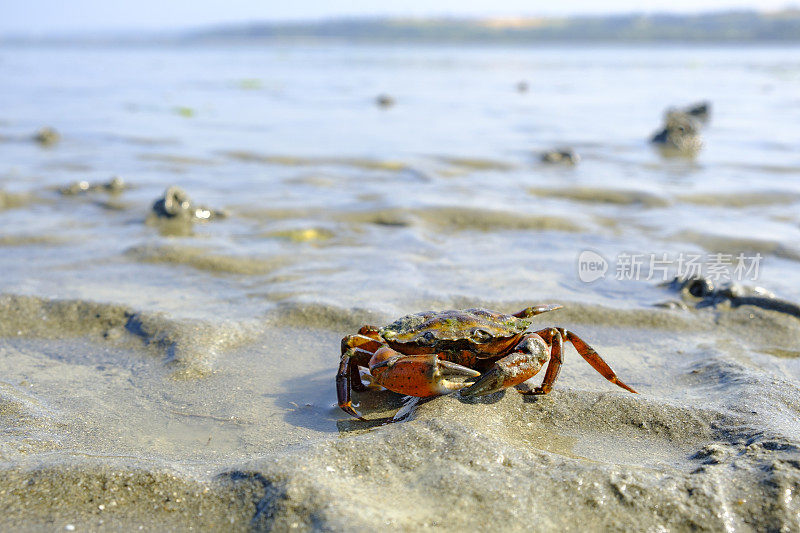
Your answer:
459,367 -> 508,397
460,335 -> 550,397
369,348 -> 481,398
460,358 -> 536,397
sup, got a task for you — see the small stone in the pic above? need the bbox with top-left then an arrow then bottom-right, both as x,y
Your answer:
375,94 -> 395,108
540,148 -> 580,165
34,127 -> 60,146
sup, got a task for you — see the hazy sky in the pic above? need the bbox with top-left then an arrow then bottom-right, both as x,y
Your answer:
2,0 -> 794,35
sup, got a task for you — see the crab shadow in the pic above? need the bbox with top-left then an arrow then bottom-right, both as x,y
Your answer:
456,390 -> 507,405
274,365 -> 518,434
273,367 -> 415,433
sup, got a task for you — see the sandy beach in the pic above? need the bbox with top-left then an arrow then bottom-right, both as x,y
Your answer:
2,294 -> 800,530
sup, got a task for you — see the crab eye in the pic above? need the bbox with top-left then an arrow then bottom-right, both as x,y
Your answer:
471,328 -> 492,342
420,331 -> 436,345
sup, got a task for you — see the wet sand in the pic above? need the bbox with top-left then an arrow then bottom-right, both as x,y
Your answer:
4,167 -> 800,531
2,293 -> 799,531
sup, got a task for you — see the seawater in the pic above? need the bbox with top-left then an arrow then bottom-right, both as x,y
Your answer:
1,44 -> 800,319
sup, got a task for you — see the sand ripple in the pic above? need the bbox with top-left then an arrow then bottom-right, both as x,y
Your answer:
125,244 -> 292,275
0,294 -> 254,379
670,230 -> 800,262
530,186 -> 670,207
676,190 -> 800,208
0,190 -> 34,210
338,206 -> 584,233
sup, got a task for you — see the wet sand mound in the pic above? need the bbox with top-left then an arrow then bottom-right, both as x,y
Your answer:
435,155 -> 515,172
0,294 -> 133,339
0,381 -> 63,458
234,203 -> 583,235
0,294 -> 254,379
137,153 -> 219,166
335,208 -> 413,227
265,301 -> 388,333
336,206 -> 585,232
529,186 -> 670,208
220,150 -> 409,172
676,190 -> 800,208
0,463 -> 267,531
0,234 -> 73,247
414,206 -> 585,233
0,190 -> 34,211
669,230 -> 800,262
1,297 -> 800,530
297,399 -> 797,532
125,244 -> 292,276
3,387 -> 796,532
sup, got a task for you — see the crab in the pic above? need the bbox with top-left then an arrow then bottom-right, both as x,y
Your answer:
337,305 -> 637,420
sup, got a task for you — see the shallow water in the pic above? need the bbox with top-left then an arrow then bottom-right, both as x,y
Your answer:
2,45 -> 800,313
1,44 -> 800,530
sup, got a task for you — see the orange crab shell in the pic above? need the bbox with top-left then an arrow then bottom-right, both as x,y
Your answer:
367,350 -> 449,397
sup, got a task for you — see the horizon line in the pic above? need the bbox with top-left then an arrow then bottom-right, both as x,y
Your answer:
2,7 -> 799,41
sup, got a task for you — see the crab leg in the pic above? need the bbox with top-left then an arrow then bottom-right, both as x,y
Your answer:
462,328 -> 638,397
337,347 -> 373,420
459,334 -> 551,397
560,329 -> 637,394
522,328 -> 563,395
337,331 -> 384,421
340,332 -> 384,392
368,346 -> 481,398
520,327 -> 636,395
513,304 -> 563,319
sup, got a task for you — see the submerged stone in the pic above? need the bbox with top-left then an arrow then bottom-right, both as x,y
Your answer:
650,112 -> 703,155
151,186 -> 226,223
33,127 -> 60,146
540,148 -> 580,165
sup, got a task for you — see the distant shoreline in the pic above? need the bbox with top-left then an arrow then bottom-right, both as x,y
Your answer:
3,10 -> 800,45
5,41 -> 800,51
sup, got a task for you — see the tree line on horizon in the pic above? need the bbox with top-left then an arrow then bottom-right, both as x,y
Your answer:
187,10 -> 800,43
